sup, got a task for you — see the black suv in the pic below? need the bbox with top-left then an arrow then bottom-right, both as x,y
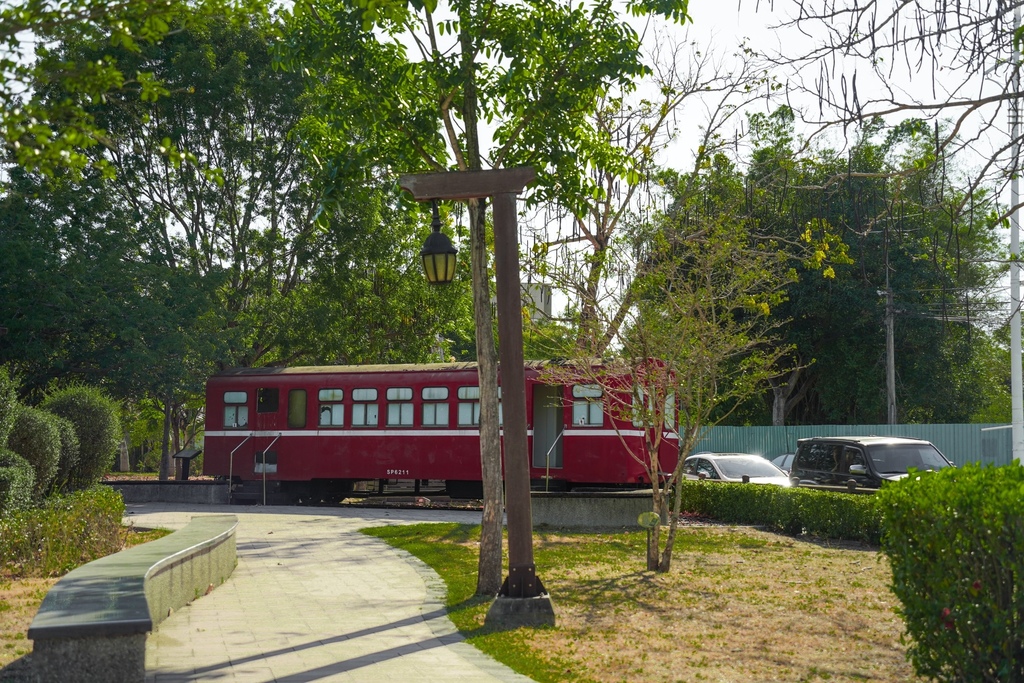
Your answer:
790,436 -> 953,488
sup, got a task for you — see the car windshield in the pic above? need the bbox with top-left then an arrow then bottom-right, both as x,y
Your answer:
716,457 -> 784,478
870,444 -> 950,474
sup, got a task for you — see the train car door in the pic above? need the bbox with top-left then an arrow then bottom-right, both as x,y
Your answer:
532,384 -> 563,470
254,387 -> 280,474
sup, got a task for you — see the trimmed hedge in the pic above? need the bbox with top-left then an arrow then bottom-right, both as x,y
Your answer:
678,480 -> 883,544
0,485 -> 125,577
0,449 -> 35,517
41,386 -> 120,491
7,405 -> 61,495
877,463 -> 1024,682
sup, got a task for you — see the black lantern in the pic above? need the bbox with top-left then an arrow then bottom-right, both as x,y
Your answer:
420,199 -> 458,284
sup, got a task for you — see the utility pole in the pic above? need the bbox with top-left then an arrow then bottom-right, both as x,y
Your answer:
880,227 -> 897,423
1012,5 -> 1024,464
886,251 -> 897,424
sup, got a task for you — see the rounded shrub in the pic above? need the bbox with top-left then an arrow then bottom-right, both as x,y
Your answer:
0,366 -> 18,448
0,449 -> 35,517
41,386 -> 121,491
878,463 -> 1024,681
50,415 -> 81,494
7,405 -> 61,495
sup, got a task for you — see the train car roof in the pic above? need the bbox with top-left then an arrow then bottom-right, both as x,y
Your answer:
211,360 -> 598,377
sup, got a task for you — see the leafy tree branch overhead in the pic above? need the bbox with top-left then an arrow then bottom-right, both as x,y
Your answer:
0,0 -> 262,177
280,0 -> 689,211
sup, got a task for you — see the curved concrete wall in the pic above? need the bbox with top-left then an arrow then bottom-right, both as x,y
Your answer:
27,514 -> 237,683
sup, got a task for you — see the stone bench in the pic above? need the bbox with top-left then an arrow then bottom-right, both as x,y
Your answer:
26,514 -> 238,683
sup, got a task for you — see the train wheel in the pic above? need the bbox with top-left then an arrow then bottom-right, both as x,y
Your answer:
445,480 -> 483,499
311,479 -> 354,504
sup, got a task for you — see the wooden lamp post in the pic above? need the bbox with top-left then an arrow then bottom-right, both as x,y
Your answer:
399,167 -> 555,627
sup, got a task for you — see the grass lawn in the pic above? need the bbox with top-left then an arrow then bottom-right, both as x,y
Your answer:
364,522 -> 918,683
0,527 -> 171,669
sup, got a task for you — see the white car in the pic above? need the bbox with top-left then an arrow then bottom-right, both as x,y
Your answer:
771,452 -> 795,474
683,453 -> 792,486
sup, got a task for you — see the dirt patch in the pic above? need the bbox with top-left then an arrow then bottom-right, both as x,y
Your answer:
525,526 -> 916,683
0,579 -> 56,670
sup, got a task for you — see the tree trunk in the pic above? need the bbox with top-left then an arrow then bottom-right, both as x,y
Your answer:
770,368 -> 807,426
647,489 -> 663,571
460,23 -> 504,597
171,403 -> 182,479
471,197 -> 505,596
771,383 -> 787,427
575,246 -> 607,353
119,433 -> 130,472
658,470 -> 687,572
158,396 -> 172,481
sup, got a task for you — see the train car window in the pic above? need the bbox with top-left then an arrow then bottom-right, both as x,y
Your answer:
422,386 -> 448,400
319,404 -> 344,427
223,392 -> 248,429
352,388 -> 379,427
457,386 -> 480,426
572,384 -> 602,398
423,402 -> 449,426
631,387 -> 645,426
352,388 -> 377,401
422,387 -> 449,427
629,389 -> 674,428
318,388 -> 344,427
386,387 -> 413,401
257,388 -> 279,413
458,402 -> 480,426
288,390 -> 307,429
352,403 -> 379,427
386,387 -> 413,426
572,384 -> 604,427
387,403 -> 413,426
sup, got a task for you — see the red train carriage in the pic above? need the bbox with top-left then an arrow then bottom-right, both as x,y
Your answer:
203,362 -> 678,502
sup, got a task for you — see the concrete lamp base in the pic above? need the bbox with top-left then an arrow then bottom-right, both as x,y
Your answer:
484,594 -> 557,630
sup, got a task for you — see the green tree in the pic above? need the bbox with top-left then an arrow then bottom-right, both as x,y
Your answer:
281,0 -> 691,594
0,159 -> 229,481
0,367 -> 17,446
969,329 -> 1012,424
743,111 -> 1004,425
0,0 -> 260,177
4,14 -> 472,476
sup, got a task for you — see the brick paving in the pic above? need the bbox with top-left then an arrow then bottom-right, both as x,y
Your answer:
128,503 -> 533,683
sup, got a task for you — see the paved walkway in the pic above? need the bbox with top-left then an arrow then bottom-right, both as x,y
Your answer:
128,503 -> 534,683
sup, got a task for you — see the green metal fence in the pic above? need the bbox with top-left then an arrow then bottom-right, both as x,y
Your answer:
692,424 -> 1014,467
